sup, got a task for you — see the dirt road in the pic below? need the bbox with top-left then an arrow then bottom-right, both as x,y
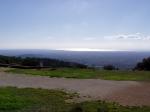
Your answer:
0,72 -> 150,106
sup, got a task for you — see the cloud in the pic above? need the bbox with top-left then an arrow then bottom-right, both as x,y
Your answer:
104,33 -> 150,41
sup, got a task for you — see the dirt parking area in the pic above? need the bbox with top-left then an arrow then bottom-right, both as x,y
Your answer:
0,72 -> 150,106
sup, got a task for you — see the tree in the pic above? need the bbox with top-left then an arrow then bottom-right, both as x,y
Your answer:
134,57 -> 150,71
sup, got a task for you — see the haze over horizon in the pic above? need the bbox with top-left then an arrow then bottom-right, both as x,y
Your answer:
0,0 -> 150,51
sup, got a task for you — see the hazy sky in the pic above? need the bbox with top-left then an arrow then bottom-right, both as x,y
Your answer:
0,0 -> 150,51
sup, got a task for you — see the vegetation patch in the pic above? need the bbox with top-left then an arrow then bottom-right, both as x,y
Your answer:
7,68 -> 150,81
0,87 -> 150,112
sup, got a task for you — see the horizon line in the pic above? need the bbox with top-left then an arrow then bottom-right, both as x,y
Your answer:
0,48 -> 150,52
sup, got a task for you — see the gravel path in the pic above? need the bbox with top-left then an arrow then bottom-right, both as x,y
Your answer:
0,72 -> 150,106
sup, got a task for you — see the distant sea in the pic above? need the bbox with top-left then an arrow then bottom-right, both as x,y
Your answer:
0,49 -> 150,70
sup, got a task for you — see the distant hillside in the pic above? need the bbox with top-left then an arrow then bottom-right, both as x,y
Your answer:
0,49 -> 150,69
0,55 -> 87,69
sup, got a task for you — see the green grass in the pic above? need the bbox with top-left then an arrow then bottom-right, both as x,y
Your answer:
0,87 -> 71,112
7,68 -> 150,81
0,87 -> 150,112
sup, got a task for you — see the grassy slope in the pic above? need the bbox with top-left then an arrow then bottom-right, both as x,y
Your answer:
7,68 -> 150,81
0,87 -> 150,112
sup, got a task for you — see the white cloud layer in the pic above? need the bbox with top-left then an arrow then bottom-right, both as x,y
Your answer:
104,33 -> 150,41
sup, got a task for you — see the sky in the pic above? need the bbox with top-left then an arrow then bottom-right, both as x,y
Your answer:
0,0 -> 150,51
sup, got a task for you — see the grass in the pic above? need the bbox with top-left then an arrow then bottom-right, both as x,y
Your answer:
0,87 -> 150,112
0,87 -> 71,112
6,68 -> 150,81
